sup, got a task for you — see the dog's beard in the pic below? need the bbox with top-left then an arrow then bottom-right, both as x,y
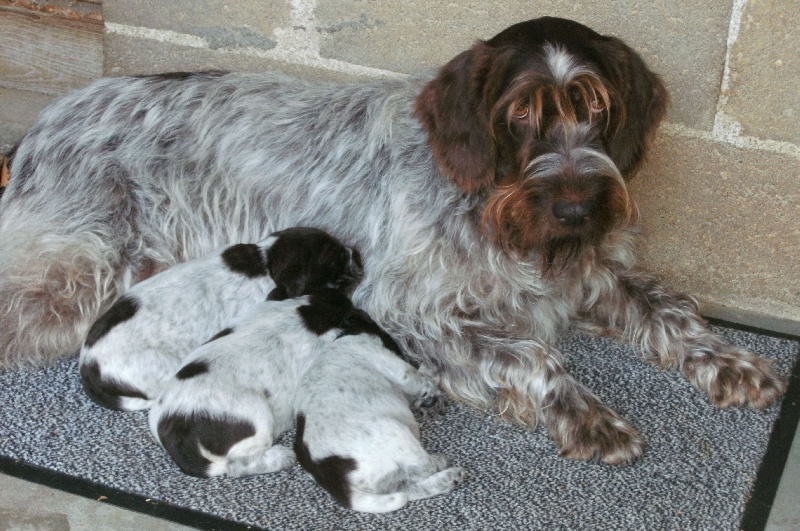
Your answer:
542,235 -> 591,272
481,188 -> 617,273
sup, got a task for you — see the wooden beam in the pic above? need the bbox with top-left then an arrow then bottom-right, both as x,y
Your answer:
0,1 -> 102,22
0,1 -> 103,96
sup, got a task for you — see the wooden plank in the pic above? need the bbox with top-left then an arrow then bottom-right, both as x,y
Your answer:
0,86 -> 56,149
0,4 -> 103,96
0,1 -> 103,21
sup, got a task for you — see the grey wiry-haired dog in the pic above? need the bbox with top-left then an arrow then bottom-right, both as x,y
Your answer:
79,227 -> 359,411
0,17 -> 785,464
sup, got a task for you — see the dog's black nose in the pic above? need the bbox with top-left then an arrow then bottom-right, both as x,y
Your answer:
552,200 -> 591,226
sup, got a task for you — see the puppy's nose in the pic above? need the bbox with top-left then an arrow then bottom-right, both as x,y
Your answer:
552,200 -> 591,226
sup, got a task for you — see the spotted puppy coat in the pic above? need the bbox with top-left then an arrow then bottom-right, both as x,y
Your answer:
149,240 -> 363,478
79,239 -> 272,410
79,227 -> 354,411
295,309 -> 464,513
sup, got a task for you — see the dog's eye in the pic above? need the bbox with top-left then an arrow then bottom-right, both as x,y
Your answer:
512,102 -> 529,120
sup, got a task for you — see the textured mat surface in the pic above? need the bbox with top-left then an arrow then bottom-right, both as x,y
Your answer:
0,326 -> 798,530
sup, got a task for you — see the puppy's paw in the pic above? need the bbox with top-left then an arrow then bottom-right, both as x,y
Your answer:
414,378 -> 448,412
682,345 -> 786,409
226,444 -> 296,477
264,444 -> 297,471
416,392 -> 440,409
412,374 -> 439,405
445,466 -> 467,487
430,466 -> 467,494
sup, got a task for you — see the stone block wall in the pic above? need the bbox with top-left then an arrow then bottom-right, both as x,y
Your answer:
1,0 -> 798,331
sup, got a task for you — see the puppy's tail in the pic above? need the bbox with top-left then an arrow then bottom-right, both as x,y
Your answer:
349,489 -> 409,513
79,359 -> 151,411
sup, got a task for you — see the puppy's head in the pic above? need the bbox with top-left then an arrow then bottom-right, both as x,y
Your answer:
415,16 -> 668,266
260,227 -> 363,299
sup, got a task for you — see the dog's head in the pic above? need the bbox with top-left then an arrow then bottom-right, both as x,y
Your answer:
415,17 -> 668,266
261,227 -> 363,299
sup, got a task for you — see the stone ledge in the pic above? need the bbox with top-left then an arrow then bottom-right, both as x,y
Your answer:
102,0 -> 289,52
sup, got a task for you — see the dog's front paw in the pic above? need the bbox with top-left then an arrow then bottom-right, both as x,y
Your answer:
415,386 -> 441,409
682,345 -> 786,409
412,378 -> 451,422
418,393 -> 451,422
546,397 -> 643,465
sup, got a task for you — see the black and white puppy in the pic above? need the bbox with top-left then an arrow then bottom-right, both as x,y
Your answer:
79,227 -> 357,411
294,309 -> 465,513
149,259 -> 363,478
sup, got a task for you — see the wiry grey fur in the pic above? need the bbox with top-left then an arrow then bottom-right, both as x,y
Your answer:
0,17 -> 785,464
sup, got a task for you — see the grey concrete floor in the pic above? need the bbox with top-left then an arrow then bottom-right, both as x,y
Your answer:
0,424 -> 797,530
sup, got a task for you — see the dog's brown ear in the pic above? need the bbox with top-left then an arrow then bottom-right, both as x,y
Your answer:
415,43 -> 500,193
593,36 -> 670,179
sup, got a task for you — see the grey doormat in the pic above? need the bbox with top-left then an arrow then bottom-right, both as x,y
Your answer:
1,323 -> 798,531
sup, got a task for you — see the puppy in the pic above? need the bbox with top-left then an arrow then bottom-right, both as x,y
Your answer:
149,260 -> 363,478
80,227 -> 358,411
294,309 -> 465,513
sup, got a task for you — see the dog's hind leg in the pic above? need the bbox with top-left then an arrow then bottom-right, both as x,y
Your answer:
0,210 -> 132,368
224,444 -> 296,477
406,464 -> 466,502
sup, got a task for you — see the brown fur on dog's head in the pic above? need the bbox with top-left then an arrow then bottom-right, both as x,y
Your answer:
415,16 -> 668,262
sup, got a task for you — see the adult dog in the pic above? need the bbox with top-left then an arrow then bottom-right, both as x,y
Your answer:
0,17 -> 784,464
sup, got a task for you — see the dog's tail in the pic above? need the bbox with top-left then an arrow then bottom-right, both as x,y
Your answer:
79,359 -> 151,411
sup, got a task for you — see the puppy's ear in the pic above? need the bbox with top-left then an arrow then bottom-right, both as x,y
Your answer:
593,36 -> 670,179
273,270 -> 311,299
415,43 -> 505,193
